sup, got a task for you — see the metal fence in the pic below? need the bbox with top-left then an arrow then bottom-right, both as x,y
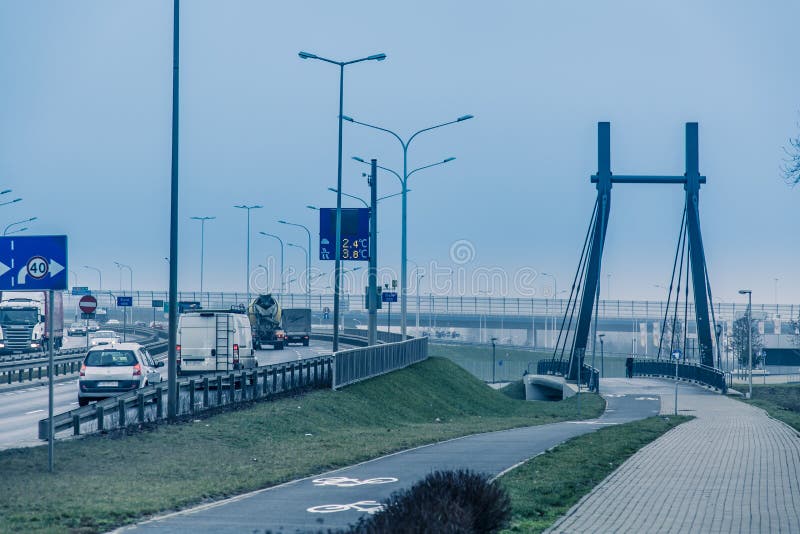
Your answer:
333,336 -> 428,389
633,358 -> 726,392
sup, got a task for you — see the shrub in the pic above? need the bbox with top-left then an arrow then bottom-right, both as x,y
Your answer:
349,470 -> 511,533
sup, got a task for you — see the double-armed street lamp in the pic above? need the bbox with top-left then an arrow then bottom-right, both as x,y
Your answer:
189,216 -> 215,293
346,112 -> 472,341
4,216 -> 37,236
298,50 -> 386,351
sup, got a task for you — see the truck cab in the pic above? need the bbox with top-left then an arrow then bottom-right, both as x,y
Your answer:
0,294 -> 63,353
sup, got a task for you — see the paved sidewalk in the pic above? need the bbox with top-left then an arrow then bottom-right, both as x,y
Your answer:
549,379 -> 800,533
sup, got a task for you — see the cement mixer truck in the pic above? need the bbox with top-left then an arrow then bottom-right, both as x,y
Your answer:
247,294 -> 285,350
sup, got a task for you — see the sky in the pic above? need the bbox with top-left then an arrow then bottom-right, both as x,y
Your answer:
0,0 -> 798,305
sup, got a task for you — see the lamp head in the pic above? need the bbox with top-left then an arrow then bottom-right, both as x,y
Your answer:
0,189 -> 10,194
306,205 -> 318,210
352,156 -> 365,162
443,157 -> 456,163
298,51 -> 317,60
327,187 -> 338,193
278,220 -> 287,224
341,115 -> 354,122
457,114 -> 474,122
738,289 -> 751,295
367,53 -> 387,61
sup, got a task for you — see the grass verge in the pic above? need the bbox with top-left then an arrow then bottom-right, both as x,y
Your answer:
737,383 -> 800,432
499,415 -> 692,533
0,357 -> 603,534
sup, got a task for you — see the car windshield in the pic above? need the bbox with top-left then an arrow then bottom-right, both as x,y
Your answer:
85,350 -> 136,367
0,309 -> 39,325
92,330 -> 116,338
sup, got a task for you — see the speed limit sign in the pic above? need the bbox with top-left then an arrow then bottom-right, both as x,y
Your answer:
26,256 -> 49,280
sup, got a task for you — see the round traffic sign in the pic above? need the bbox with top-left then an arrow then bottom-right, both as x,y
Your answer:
79,295 -> 98,314
26,256 -> 49,280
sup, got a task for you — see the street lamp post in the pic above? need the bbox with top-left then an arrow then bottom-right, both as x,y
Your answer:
190,216 -> 215,294
234,205 -> 262,305
279,220 -> 312,308
491,337 -> 498,383
739,289 -> 753,399
299,50 -> 386,352
82,265 -> 102,291
598,334 -> 605,377
259,232 -> 285,295
3,216 -> 37,235
287,243 -> 309,305
346,112 -> 472,343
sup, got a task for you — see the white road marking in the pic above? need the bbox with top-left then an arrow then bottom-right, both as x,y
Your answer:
24,409 -> 44,415
313,477 -> 398,487
307,501 -> 385,514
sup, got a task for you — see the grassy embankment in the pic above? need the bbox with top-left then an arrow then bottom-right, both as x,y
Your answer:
737,383 -> 800,432
0,357 -> 603,533
500,415 -> 692,533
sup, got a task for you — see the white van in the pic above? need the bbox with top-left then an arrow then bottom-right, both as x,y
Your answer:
177,310 -> 255,375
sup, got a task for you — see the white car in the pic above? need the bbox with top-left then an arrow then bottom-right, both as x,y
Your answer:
90,330 -> 120,347
78,343 -> 164,406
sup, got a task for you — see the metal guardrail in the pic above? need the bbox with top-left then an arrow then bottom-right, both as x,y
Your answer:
632,358 -> 727,393
333,336 -> 428,389
39,356 -> 333,440
536,359 -> 600,393
342,328 -> 405,344
39,329 -> 428,439
2,326 -> 167,386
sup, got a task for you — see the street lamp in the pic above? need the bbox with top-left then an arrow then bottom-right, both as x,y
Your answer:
491,337 -> 498,383
259,232 -> 285,295
738,289 -> 753,399
3,216 -> 37,235
0,197 -> 21,208
344,114 -> 473,340
598,334 -> 606,377
82,266 -> 102,291
279,220 -> 312,308
328,185 -> 409,206
189,216 -> 215,293
287,243 -> 309,303
299,50 -> 386,352
234,204 -> 262,304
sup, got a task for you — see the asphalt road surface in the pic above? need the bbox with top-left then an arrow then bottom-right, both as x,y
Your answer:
0,337 -> 336,451
120,380 -> 671,533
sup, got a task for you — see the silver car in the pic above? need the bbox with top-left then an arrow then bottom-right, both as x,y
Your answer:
78,343 -> 164,406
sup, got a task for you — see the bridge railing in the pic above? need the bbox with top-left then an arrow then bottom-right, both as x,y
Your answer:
632,358 -> 727,393
62,291 -> 796,326
535,359 -> 599,393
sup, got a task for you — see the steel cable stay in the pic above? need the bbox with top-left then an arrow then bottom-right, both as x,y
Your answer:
656,205 -> 687,360
549,198 -> 598,370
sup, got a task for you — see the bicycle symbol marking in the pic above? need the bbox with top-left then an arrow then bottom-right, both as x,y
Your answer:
312,477 -> 398,488
307,501 -> 385,514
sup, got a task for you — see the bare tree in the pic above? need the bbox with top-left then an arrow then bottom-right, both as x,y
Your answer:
728,315 -> 764,367
784,120 -> 800,186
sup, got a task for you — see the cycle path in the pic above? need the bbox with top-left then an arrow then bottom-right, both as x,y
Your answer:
119,379 -> 682,533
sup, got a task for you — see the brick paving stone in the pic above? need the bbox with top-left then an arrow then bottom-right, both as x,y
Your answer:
548,379 -> 800,533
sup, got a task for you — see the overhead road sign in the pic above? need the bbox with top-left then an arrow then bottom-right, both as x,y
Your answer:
319,208 -> 369,261
117,296 -> 133,307
79,295 -> 98,314
71,286 -> 90,295
0,235 -> 67,291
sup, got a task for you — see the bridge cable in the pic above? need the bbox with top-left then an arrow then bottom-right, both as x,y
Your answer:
668,209 -> 688,358
550,198 -> 598,367
656,205 -> 687,360
703,251 -> 720,368
683,230 -> 691,363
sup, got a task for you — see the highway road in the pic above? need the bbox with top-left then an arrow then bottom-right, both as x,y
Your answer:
0,335 -> 337,451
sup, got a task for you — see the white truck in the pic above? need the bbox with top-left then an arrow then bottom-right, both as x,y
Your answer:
0,291 -> 64,354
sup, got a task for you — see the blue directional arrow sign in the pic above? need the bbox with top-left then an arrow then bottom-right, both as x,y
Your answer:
0,236 -> 68,291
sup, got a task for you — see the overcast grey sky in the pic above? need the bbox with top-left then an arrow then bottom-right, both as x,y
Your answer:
1,1 -> 798,304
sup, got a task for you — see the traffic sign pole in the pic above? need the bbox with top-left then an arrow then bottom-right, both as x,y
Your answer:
48,289 -> 54,473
